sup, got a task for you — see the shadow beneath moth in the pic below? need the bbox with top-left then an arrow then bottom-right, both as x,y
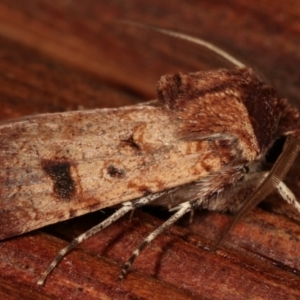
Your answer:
0,23 -> 300,285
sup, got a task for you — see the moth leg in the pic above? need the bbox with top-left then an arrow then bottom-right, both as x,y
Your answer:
37,191 -> 166,286
118,201 -> 192,280
277,181 -> 300,213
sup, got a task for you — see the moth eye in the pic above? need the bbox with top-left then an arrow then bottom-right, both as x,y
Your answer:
265,136 -> 286,163
242,166 -> 250,173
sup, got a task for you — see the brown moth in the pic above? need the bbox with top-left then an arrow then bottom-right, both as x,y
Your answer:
0,23 -> 300,285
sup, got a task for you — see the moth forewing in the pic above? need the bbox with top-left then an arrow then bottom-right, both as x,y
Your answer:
0,103 -> 228,240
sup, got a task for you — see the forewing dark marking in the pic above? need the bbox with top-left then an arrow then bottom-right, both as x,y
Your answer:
41,158 -> 76,200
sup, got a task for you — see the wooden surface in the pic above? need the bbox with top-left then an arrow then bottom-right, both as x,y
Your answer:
1,1 -> 300,299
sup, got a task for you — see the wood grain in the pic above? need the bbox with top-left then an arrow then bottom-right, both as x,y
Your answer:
0,0 -> 300,299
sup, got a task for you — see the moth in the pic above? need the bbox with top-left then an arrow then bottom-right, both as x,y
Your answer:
0,23 -> 300,286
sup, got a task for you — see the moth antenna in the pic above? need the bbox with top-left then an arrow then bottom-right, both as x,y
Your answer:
118,201 -> 192,280
120,20 -> 245,68
212,135 -> 300,250
37,192 -> 166,285
277,181 -> 300,213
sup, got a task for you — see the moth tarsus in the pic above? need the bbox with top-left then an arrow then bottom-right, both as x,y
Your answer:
1,23 -> 299,285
